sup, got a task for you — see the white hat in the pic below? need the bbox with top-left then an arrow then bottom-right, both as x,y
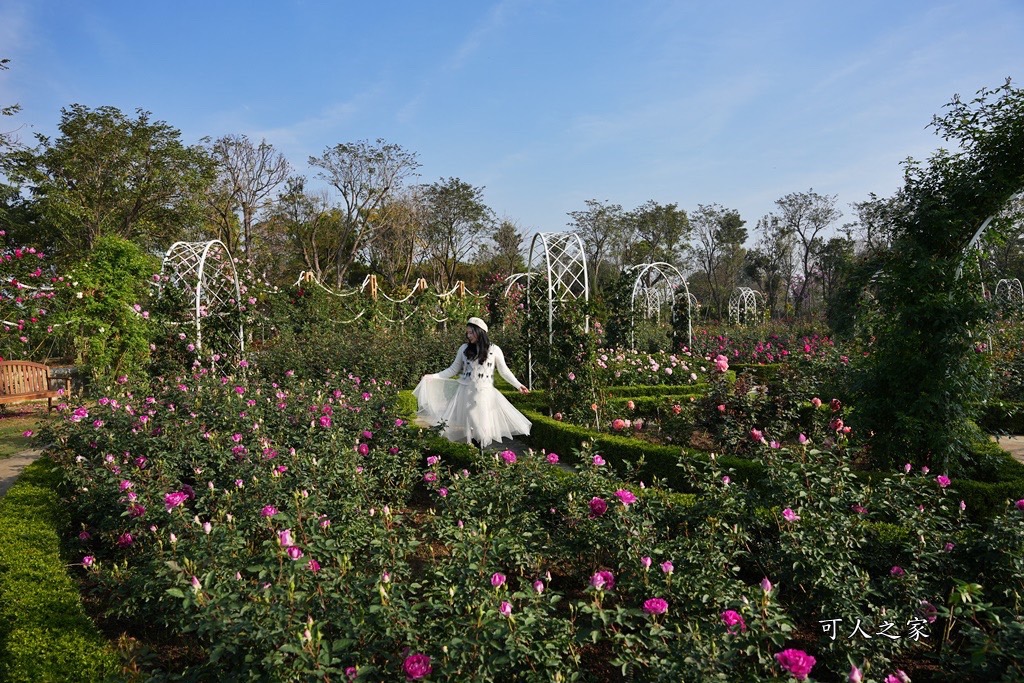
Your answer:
467,316 -> 489,332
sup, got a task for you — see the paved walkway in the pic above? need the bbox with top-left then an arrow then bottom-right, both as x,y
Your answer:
994,436 -> 1024,464
0,448 -> 43,497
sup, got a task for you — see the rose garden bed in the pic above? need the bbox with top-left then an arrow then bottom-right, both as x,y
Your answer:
5,359 -> 1017,682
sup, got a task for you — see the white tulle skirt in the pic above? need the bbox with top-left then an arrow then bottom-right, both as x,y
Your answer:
412,376 -> 532,448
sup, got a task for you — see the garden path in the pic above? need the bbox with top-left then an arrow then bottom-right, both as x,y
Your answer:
0,448 -> 42,497
994,435 -> 1024,465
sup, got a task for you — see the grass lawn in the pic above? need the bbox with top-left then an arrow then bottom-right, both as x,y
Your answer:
0,404 -> 47,459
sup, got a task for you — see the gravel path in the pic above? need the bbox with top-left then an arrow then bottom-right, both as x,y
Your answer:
0,448 -> 43,497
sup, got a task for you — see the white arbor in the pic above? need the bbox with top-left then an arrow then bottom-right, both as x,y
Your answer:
625,262 -> 694,350
160,240 -> 244,356
525,232 -> 589,389
995,278 -> 1024,316
728,287 -> 766,326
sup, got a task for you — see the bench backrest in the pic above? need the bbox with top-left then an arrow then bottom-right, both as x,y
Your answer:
0,361 -> 53,396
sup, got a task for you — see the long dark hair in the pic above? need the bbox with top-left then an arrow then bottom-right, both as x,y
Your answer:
464,324 -> 490,365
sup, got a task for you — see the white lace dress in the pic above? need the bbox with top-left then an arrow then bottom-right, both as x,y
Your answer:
413,343 -> 532,448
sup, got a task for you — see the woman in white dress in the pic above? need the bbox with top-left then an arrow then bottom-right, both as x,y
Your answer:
413,317 -> 532,449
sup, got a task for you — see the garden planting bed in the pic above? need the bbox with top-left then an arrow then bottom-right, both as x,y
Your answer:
4,365 -> 1017,681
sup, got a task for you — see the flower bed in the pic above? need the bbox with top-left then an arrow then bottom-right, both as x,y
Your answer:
35,363 -> 1024,681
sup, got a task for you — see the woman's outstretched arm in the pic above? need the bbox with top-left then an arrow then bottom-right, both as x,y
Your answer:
494,346 -> 529,393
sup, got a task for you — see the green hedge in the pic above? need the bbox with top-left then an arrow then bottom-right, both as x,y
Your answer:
605,394 -> 701,416
978,400 -> 1024,433
403,389 -> 1024,521
397,391 -> 698,510
0,458 -> 122,682
520,408 -> 764,492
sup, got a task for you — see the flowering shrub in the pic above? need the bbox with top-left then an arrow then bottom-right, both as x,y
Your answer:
0,229 -> 58,362
40,359 -> 1024,680
595,347 -> 710,387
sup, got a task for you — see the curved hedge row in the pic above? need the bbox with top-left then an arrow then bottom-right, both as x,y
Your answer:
0,458 -> 122,682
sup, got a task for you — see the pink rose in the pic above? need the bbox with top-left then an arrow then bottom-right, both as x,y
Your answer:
589,497 -> 608,518
775,649 -> 816,681
643,597 -> 668,615
402,653 -> 432,680
721,609 -> 747,634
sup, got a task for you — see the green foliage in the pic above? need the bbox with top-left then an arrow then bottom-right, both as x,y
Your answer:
0,459 -> 121,682
601,270 -> 636,350
853,82 -> 1024,473
3,104 -> 213,261
48,236 -> 159,388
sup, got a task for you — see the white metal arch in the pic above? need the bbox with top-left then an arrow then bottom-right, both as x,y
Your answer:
995,278 -> 1024,316
624,262 -> 693,350
525,232 -> 590,389
160,240 -> 244,356
728,287 -> 765,326
503,271 -> 534,298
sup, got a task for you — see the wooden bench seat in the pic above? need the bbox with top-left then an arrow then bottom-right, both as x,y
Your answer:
0,361 -> 71,411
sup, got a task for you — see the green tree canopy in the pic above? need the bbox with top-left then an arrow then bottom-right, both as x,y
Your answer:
4,104 -> 214,262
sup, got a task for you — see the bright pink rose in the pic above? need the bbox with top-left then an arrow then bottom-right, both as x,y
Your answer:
615,489 -> 637,506
936,475 -> 951,488
775,649 -> 816,681
402,653 -> 432,680
721,609 -> 747,633
643,597 -> 668,615
590,570 -> 615,590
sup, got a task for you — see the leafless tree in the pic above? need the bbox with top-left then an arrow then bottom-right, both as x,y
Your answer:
310,138 -> 420,287
206,135 -> 290,257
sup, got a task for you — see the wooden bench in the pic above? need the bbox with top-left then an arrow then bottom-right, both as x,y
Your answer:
0,361 -> 71,411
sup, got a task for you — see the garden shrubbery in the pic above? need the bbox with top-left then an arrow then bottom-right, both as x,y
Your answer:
39,364 -> 1024,681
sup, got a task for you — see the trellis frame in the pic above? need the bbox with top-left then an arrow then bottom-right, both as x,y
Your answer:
160,240 -> 244,356
624,261 -> 693,350
525,232 -> 590,389
728,287 -> 765,326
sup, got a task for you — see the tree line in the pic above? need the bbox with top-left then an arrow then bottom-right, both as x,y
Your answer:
4,89 -> 1023,319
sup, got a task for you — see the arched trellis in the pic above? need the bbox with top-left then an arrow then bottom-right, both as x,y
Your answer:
525,232 -> 589,389
624,262 -> 693,351
503,271 -> 534,298
728,287 -> 766,326
960,189 -> 1024,352
160,240 -> 244,356
995,278 -> 1024,317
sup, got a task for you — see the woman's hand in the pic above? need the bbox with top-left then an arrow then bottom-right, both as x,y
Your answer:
519,386 -> 530,394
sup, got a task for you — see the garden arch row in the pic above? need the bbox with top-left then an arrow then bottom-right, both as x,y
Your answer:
160,240 -> 244,356
525,232 -> 589,389
624,261 -> 693,351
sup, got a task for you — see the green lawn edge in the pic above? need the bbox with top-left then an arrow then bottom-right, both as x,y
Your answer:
0,458 -> 123,683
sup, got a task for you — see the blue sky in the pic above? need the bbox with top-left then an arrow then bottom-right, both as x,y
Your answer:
2,0 -> 1024,242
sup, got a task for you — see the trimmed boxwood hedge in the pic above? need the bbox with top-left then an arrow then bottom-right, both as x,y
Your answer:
604,383 -> 712,398
520,408 -> 765,492
402,389 -> 1024,521
978,400 -> 1024,434
396,390 -> 698,511
0,458 -> 122,682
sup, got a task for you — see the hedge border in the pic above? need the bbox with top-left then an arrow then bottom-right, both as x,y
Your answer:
0,457 -> 122,682
402,388 -> 1024,520
519,408 -> 1024,522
